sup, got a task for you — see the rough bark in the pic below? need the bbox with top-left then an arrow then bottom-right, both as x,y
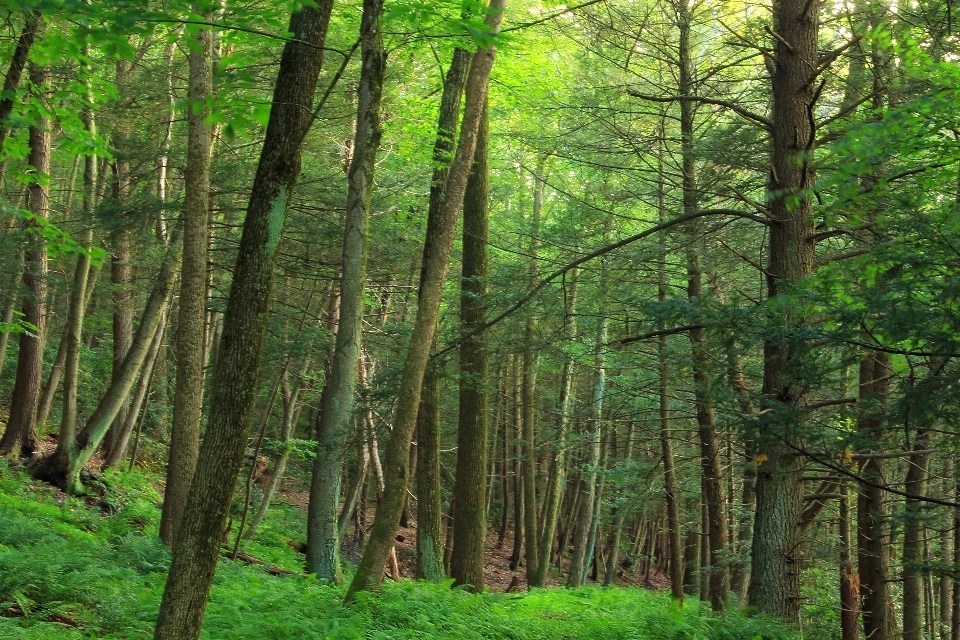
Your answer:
152,4 -> 333,637
841,562 -> 860,640
345,0 -> 505,597
416,366 -> 445,581
161,14 -> 213,546
450,98 -> 490,592
306,0 -> 386,582
746,0 -> 819,621
0,63 -> 50,459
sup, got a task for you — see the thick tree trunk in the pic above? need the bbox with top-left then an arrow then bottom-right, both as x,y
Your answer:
747,0 -> 819,621
416,366 -> 445,581
533,269 -> 577,587
152,4 -> 333,637
0,63 -> 50,459
450,99 -> 490,592
306,0 -> 386,582
345,0 -> 505,597
161,15 -> 213,546
841,561 -> 860,640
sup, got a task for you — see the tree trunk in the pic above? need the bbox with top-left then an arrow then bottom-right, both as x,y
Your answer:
35,234 -> 181,494
604,421 -> 635,585
0,63 -> 50,460
416,366 -> 445,581
161,14 -> 213,546
747,0 -> 819,621
450,98 -> 490,592
345,0 -> 505,598
509,354 -> 524,572
533,268 -> 577,587
306,0 -> 386,582
152,3 -> 333,637
0,9 -> 42,186
841,562 -> 860,640
903,429 -> 931,640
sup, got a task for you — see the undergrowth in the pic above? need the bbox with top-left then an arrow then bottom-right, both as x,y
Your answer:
0,462 -> 796,639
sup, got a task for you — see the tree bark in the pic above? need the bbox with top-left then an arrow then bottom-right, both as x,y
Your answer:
152,3 -> 333,637
0,63 -> 50,460
0,9 -> 42,186
306,0 -> 386,582
533,268 -> 577,587
450,98 -> 490,592
903,429 -> 931,640
746,0 -> 819,621
416,366 -> 445,581
345,0 -> 506,597
161,14 -> 213,546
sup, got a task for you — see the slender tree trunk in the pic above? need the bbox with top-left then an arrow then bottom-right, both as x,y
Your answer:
533,269 -> 578,587
416,366 -> 445,581
345,0 -> 505,597
604,422 -> 635,585
509,354 -> 524,572
306,0 -> 386,582
903,429 -> 931,640
0,63 -> 50,459
567,258 -> 608,587
498,372 -> 511,548
152,3 -> 333,637
450,99 -> 490,592
161,14 -> 213,546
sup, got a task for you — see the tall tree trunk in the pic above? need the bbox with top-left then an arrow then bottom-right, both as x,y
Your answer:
509,353 -> 525,572
416,366 -> 445,581
161,14 -> 214,546
450,98 -> 490,592
858,353 -> 895,640
0,9 -> 42,186
306,0 -> 386,582
521,165 -> 544,586
604,421 -> 635,585
567,253 -> 608,588
746,0 -> 819,621
345,0 -> 505,597
903,429 -> 931,640
533,268 -> 578,587
152,3 -> 333,637
0,63 -> 50,459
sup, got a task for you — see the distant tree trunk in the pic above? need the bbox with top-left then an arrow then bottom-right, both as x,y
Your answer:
728,353 -> 756,601
497,372 -> 510,548
0,63 -> 50,460
450,98 -> 490,592
416,366 -> 445,581
0,9 -> 42,186
940,461 -> 953,640
509,354 -> 524,572
35,235 -> 181,493
604,421 -> 635,586
306,0 -> 386,582
345,0 -> 505,597
747,0 -> 819,621
152,3 -> 333,637
567,255 -> 608,588
521,166 -> 544,586
858,353 -> 895,640
533,268 -> 577,587
903,428 -> 931,640
161,14 -> 213,546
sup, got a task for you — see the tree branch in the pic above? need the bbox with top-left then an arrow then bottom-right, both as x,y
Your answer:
626,90 -> 772,130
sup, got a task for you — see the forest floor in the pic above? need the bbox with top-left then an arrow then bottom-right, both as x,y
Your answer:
0,461 -> 793,639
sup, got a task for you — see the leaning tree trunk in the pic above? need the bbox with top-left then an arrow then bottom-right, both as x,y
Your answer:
345,0 -> 506,598
306,0 -> 386,582
747,0 -> 819,621
161,14 -> 213,546
0,63 -> 50,460
450,98 -> 490,592
152,3 -> 333,637
416,366 -> 445,581
35,234 -> 182,494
